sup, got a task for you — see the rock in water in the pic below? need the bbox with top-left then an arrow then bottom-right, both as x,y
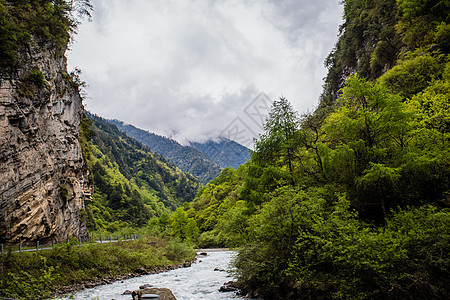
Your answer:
0,43 -> 92,244
132,288 -> 177,300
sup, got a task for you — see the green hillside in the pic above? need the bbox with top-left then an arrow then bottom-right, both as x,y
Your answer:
186,0 -> 450,299
107,119 -> 222,184
82,114 -> 200,232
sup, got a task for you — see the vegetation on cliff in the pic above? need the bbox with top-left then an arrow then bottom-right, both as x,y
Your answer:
0,0 -> 92,69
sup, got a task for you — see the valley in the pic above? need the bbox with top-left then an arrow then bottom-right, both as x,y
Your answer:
0,0 -> 449,299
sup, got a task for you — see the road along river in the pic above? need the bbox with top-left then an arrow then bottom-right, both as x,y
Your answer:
57,250 -> 245,300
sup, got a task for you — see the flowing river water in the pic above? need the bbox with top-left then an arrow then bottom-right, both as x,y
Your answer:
58,250 -> 245,300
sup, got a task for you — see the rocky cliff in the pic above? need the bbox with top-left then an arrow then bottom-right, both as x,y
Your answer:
0,42 -> 92,245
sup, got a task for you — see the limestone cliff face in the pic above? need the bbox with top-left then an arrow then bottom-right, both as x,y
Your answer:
0,44 -> 92,245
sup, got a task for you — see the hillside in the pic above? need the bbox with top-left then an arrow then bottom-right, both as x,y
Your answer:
189,138 -> 250,169
186,0 -> 450,299
83,114 -> 200,232
106,119 -> 223,184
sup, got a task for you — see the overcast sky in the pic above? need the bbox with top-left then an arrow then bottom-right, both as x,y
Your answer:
67,0 -> 343,147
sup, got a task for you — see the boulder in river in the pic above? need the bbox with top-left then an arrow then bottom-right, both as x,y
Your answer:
219,281 -> 240,293
139,284 -> 153,289
132,288 -> 177,300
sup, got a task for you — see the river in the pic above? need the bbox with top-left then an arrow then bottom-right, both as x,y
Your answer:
58,250 -> 245,300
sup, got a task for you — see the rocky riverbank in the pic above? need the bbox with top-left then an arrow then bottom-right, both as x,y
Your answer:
55,250 -> 245,300
55,260 -> 194,296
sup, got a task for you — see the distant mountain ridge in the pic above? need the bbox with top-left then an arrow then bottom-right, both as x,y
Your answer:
106,119 -> 250,183
107,119 -> 222,184
190,138 -> 250,169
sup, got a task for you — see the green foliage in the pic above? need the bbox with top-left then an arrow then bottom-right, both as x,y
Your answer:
170,207 -> 199,243
396,0 -> 450,49
0,237 -> 195,299
190,69 -> 449,298
1,255 -> 57,299
59,185 -> 70,202
378,53 -> 446,99
320,0 -> 449,108
0,0 -> 92,69
232,187 -> 450,299
78,113 -> 95,161
407,78 -> 450,147
16,67 -> 50,97
84,114 -> 200,232
253,97 -> 301,178
320,0 -> 402,106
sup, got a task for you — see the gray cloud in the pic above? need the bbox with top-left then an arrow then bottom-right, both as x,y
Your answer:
68,0 -> 343,145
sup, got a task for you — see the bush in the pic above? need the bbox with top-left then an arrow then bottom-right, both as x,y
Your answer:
234,187 -> 450,299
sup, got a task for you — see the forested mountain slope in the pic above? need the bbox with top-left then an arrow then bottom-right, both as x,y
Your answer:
320,0 -> 449,107
182,0 -> 450,299
82,114 -> 200,232
107,119 -> 223,184
189,138 -> 250,169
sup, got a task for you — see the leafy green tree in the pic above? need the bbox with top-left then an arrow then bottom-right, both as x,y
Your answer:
378,53 -> 446,99
320,74 -> 449,220
407,78 -> 450,148
253,97 -> 301,178
216,200 -> 249,246
170,207 -> 199,242
324,74 -> 411,158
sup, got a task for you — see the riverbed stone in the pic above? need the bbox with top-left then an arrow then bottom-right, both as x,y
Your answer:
132,288 -> 176,300
139,284 -> 152,289
219,281 -> 240,293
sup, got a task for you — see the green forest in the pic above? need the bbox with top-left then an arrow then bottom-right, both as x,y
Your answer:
178,0 -> 450,298
80,114 -> 201,233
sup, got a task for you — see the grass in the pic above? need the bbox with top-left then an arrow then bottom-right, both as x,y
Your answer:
0,235 -> 195,299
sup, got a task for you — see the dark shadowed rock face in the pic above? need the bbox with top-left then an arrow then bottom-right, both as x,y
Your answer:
0,43 -> 92,245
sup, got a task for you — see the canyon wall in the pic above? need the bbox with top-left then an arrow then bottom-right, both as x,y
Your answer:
0,43 -> 92,244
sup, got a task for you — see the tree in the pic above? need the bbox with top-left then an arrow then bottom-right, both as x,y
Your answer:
321,75 -> 415,220
378,53 -> 445,99
324,74 -> 411,157
171,207 -> 199,242
253,97 -> 301,178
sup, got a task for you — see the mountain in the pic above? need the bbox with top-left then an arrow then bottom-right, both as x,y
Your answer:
0,2 -> 92,244
107,119 -> 223,184
83,114 -> 200,232
189,138 -> 250,169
